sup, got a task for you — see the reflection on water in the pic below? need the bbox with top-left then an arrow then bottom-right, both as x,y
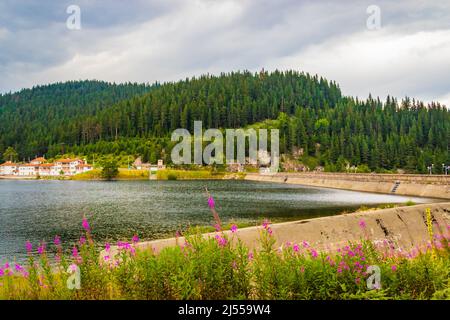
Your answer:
0,179 -> 435,261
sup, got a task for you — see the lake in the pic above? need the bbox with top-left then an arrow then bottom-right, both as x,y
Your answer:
0,179 -> 436,262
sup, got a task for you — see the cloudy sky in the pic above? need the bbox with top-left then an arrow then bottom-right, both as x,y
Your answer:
1,0 -> 450,106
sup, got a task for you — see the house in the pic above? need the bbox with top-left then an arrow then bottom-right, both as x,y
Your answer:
0,161 -> 18,175
75,163 -> 93,174
17,164 -> 37,176
30,157 -> 46,165
38,163 -> 54,176
54,158 -> 85,176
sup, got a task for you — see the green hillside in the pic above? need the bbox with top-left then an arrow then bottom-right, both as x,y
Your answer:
0,71 -> 448,173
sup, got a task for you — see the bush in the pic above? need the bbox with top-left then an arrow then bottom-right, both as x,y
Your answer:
100,160 -> 119,180
1,213 -> 448,300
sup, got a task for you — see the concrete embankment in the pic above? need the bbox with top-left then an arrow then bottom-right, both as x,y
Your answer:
244,172 -> 450,199
134,202 -> 450,254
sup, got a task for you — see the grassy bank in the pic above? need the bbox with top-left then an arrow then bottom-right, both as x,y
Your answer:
0,210 -> 449,300
71,169 -> 229,181
156,169 -> 226,180
72,169 -> 151,180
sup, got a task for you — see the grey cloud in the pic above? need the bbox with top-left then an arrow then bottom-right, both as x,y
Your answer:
0,0 -> 449,106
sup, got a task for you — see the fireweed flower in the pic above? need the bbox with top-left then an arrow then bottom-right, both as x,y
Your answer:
391,265 -> 397,272
215,235 -> 227,247
72,246 -> 79,258
248,252 -> 254,261
231,224 -> 238,233
214,223 -> 221,232
262,219 -> 271,229
207,196 -> 215,209
82,216 -> 90,231
69,264 -> 78,272
54,235 -> 61,246
293,244 -> 300,253
302,241 -> 310,248
79,236 -> 86,245
132,235 -> 139,243
105,242 -> 111,252
25,241 -> 32,254
37,243 -> 46,255
310,249 -> 318,259
14,264 -> 24,272
359,219 -> 367,229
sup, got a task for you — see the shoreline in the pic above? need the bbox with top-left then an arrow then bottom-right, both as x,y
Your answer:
129,202 -> 450,255
245,172 -> 450,200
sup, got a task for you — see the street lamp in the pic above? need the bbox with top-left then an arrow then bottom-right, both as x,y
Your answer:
427,163 -> 434,175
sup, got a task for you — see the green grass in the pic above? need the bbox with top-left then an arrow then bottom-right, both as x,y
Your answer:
1,211 -> 448,300
156,169 -> 225,180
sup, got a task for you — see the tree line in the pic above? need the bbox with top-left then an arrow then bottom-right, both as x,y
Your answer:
0,71 -> 448,173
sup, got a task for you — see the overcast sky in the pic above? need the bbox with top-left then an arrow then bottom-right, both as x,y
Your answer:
1,0 -> 450,106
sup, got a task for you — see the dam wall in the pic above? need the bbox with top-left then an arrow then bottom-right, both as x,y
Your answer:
133,203 -> 450,254
244,172 -> 450,199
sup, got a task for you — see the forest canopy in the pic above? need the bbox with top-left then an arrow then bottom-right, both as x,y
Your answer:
0,71 -> 448,173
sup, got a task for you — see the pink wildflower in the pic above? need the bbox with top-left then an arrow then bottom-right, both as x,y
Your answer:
391,265 -> 397,272
79,236 -> 86,245
293,244 -> 300,252
359,219 -> 366,229
25,241 -> 32,254
230,224 -> 238,233
207,196 -> 215,209
248,252 -> 254,261
132,235 -> 139,243
105,242 -> 111,252
14,264 -> 24,272
37,243 -> 46,255
72,246 -> 78,258
310,249 -> 318,259
54,235 -> 61,246
302,241 -> 310,248
82,216 -> 90,231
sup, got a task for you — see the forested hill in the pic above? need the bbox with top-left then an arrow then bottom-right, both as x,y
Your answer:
0,80 -> 153,157
0,71 -> 448,173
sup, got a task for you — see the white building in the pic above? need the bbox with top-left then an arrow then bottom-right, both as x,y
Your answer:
30,157 -> 46,165
17,164 -> 37,176
75,163 -> 93,174
38,163 -> 54,176
54,158 -> 85,176
0,161 -> 18,175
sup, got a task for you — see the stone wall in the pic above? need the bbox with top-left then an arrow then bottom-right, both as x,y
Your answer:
244,173 -> 450,199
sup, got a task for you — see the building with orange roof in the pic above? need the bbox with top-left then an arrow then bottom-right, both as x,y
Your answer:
0,161 -> 18,175
17,163 -> 38,176
30,157 -> 47,165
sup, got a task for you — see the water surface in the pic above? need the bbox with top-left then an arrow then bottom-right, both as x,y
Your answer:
0,179 -> 436,261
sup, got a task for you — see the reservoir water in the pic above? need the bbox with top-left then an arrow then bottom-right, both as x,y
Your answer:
0,179 -> 436,262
